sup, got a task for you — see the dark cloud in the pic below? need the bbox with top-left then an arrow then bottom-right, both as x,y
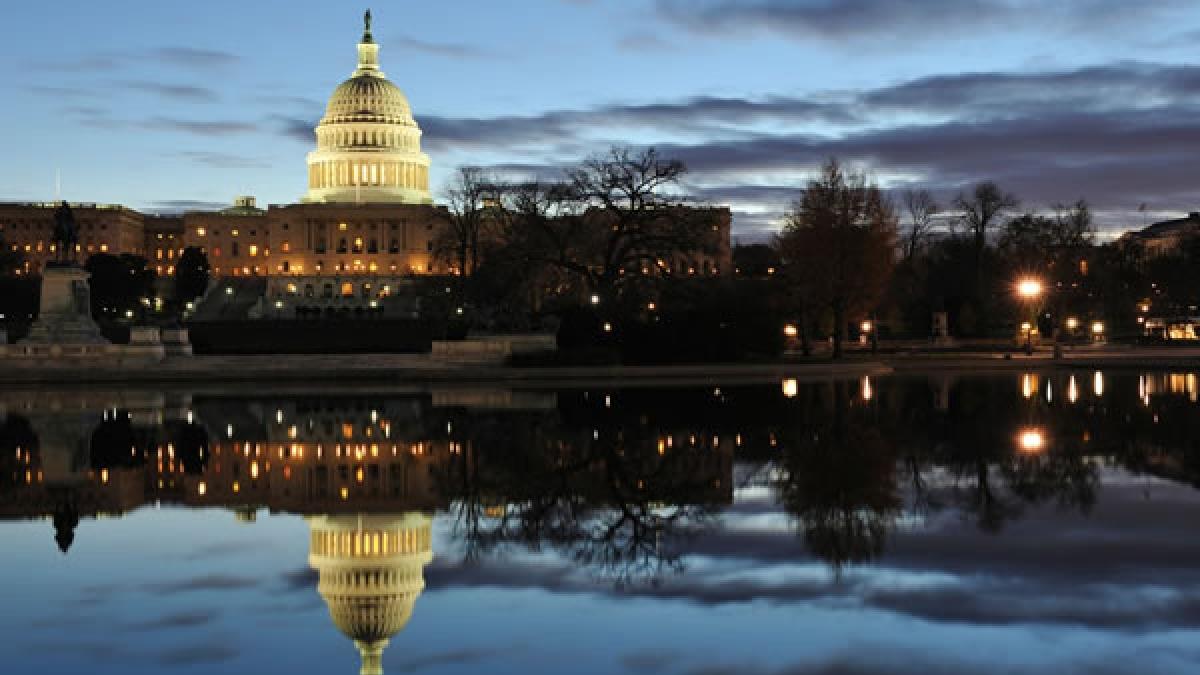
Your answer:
150,47 -> 239,69
617,32 -> 676,52
118,80 -> 219,102
142,574 -> 260,594
392,35 -> 497,60
122,609 -> 220,632
149,200 -> 232,213
176,151 -> 271,169
36,47 -> 238,72
146,117 -> 258,136
280,566 -> 318,592
622,648 -> 681,672
392,647 -> 519,672
405,61 -> 1200,233
155,644 -> 239,666
654,0 -> 1190,42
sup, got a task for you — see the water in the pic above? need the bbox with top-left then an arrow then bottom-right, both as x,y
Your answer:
2,371 -> 1200,674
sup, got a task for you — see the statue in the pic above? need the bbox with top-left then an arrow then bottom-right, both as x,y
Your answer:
52,201 -> 78,264
363,8 -> 373,40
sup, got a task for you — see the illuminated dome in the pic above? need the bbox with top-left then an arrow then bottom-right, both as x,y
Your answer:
303,10 -> 432,205
308,513 -> 434,675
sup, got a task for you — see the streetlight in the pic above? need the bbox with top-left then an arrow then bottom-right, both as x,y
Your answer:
1016,277 -> 1043,355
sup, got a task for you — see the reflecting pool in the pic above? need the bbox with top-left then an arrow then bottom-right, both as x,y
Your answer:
4,371 -> 1200,674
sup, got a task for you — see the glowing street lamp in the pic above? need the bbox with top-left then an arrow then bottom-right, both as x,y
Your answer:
1017,427 -> 1046,454
1017,278 -> 1043,299
1016,277 -> 1044,355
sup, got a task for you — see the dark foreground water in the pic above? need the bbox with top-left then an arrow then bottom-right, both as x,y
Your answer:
3,371 -> 1200,675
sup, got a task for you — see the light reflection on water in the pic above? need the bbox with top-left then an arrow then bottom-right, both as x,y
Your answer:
4,372 -> 1200,674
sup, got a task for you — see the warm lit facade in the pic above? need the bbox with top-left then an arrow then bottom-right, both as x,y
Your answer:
0,202 -> 144,275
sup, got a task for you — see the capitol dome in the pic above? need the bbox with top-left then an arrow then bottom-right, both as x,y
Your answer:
308,513 -> 434,675
303,11 -> 433,205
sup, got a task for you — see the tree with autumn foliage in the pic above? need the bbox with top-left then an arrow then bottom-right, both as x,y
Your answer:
775,159 -> 897,358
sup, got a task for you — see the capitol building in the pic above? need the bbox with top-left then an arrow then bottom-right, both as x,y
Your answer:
0,11 -> 731,319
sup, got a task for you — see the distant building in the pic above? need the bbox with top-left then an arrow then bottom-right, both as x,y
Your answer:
1119,212 -> 1200,257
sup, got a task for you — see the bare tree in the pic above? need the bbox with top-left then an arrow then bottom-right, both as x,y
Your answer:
526,146 -> 717,300
954,181 -> 1019,256
901,188 -> 939,260
436,166 -> 498,282
950,181 -> 1017,265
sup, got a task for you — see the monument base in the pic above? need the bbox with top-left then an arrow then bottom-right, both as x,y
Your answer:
20,264 -> 108,347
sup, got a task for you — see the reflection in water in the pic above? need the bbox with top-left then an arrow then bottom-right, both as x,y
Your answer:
308,513 -> 433,675
3,373 -> 1200,672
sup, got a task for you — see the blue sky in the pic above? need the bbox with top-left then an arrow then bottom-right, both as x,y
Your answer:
5,0 -> 1200,238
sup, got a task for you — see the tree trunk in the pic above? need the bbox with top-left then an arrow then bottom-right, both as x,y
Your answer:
832,300 -> 845,359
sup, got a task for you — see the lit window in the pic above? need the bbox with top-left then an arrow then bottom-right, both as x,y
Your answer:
196,227 -> 206,237
341,282 -> 353,297
338,223 -> 348,231
231,229 -> 239,237
99,244 -> 108,252
248,245 -> 258,257
281,241 -> 290,253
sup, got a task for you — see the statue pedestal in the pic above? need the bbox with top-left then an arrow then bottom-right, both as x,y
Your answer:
19,264 -> 108,350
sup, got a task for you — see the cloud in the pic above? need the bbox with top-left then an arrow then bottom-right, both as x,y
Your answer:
150,47 -> 239,69
156,644 -> 239,666
280,566 -> 318,592
122,609 -> 221,632
36,47 -> 239,72
654,0 -> 1191,42
403,61 -> 1200,233
118,81 -> 219,102
149,200 -> 232,213
617,32 -> 676,52
176,151 -> 271,169
392,647 -> 518,672
146,117 -> 259,136
392,35 -> 497,60
142,574 -> 260,594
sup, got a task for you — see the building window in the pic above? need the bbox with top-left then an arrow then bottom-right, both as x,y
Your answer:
196,227 -> 206,237
231,242 -> 239,257
322,283 -> 333,298
281,241 -> 291,253
361,283 -> 372,298
368,239 -> 378,253
305,284 -> 315,298
249,245 -> 258,257
337,238 -> 348,253
353,237 -> 363,253
341,282 -> 354,298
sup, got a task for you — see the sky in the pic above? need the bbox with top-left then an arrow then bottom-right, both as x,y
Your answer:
4,0 -> 1200,240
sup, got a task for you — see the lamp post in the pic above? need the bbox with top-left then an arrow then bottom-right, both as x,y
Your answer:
1016,278 -> 1043,356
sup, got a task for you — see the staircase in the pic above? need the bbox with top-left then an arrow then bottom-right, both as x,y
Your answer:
189,277 -> 267,321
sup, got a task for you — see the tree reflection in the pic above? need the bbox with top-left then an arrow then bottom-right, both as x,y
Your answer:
775,380 -> 900,569
434,401 -> 727,587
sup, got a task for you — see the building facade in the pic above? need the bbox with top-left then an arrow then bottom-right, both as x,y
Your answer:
0,13 -> 732,317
